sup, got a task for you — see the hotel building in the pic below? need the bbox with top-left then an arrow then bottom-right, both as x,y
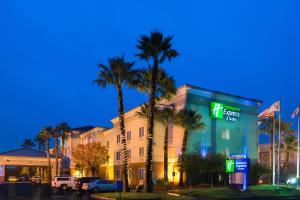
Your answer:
64,84 -> 262,187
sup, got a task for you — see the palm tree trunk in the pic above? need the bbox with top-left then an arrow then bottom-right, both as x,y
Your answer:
55,137 -> 59,176
164,126 -> 169,182
117,85 -> 130,192
145,62 -> 158,193
61,136 -> 65,175
179,129 -> 188,188
47,138 -> 51,183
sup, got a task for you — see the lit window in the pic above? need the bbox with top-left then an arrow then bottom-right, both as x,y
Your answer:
139,168 -> 144,181
139,127 -> 144,138
117,135 -> 120,144
127,131 -> 131,141
116,151 -> 121,160
116,169 -> 121,180
127,149 -> 131,159
139,147 -> 144,157
221,129 -> 230,140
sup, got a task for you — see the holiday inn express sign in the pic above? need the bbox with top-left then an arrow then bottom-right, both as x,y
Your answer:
210,102 -> 241,121
226,158 -> 248,173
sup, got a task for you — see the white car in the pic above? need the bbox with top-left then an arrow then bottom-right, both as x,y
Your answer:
51,176 -> 75,191
82,179 -> 117,192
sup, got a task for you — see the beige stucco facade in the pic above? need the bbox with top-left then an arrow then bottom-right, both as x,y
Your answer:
68,86 -> 189,187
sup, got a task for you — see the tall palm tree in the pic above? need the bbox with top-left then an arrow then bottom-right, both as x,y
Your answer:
175,109 -> 205,187
137,104 -> 176,183
56,122 -> 70,175
40,126 -> 53,183
136,31 -> 178,192
35,132 -> 45,151
21,138 -> 35,148
51,127 -> 61,176
283,134 -> 296,172
260,119 -> 294,170
259,117 -> 275,169
94,56 -> 138,192
35,132 -> 46,177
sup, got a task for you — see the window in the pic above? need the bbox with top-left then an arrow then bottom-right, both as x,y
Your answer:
117,135 -> 121,144
127,131 -> 131,141
116,169 -> 121,180
221,129 -> 230,140
116,151 -> 121,160
139,127 -> 144,138
127,149 -> 131,159
106,141 -> 109,149
139,147 -> 144,157
139,168 -> 145,180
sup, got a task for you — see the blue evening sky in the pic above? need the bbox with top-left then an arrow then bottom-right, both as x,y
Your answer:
0,0 -> 299,151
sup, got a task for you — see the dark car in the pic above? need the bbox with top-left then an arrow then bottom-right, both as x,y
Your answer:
74,177 -> 101,191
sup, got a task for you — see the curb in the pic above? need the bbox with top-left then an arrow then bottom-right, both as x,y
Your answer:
91,194 -> 116,200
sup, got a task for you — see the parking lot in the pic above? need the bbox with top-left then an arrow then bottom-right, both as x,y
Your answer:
0,182 -> 94,200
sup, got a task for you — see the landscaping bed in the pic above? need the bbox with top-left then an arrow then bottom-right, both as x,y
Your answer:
92,192 -> 193,200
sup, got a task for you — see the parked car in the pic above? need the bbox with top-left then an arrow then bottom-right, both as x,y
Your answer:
51,176 -> 75,191
17,176 -> 29,182
74,177 -> 101,191
82,179 -> 117,192
31,176 -> 42,183
8,176 -> 18,182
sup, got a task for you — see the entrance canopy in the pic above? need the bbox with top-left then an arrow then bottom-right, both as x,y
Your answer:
0,147 -> 59,182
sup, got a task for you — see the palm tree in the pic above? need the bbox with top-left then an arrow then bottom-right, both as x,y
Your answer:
56,122 -> 70,175
94,56 -> 138,192
136,31 -> 178,192
175,109 -> 205,187
259,117 -> 275,169
35,132 -> 46,152
35,132 -> 46,177
40,126 -> 53,183
50,127 -> 61,176
137,103 -> 176,183
21,138 -> 35,148
283,134 -> 296,173
259,119 -> 294,170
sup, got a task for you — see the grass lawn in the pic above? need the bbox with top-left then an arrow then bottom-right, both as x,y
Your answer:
93,192 -> 194,200
174,184 -> 300,199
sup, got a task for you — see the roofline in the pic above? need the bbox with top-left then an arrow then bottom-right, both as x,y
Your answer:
180,84 -> 263,104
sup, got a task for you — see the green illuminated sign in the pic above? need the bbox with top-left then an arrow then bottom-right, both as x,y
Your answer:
226,159 -> 235,173
210,102 -> 241,121
211,102 -> 224,119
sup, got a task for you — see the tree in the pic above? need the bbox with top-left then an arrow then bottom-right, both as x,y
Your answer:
21,138 -> 35,148
56,122 -> 70,175
72,144 -> 86,177
282,134 -> 296,176
135,68 -> 176,184
94,56 -> 138,192
40,126 -> 53,183
136,32 -> 178,192
34,132 -> 45,152
259,117 -> 275,169
72,142 -> 109,176
201,154 -> 226,187
260,118 -> 294,170
34,131 -> 46,177
175,109 -> 205,187
50,127 -> 61,176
